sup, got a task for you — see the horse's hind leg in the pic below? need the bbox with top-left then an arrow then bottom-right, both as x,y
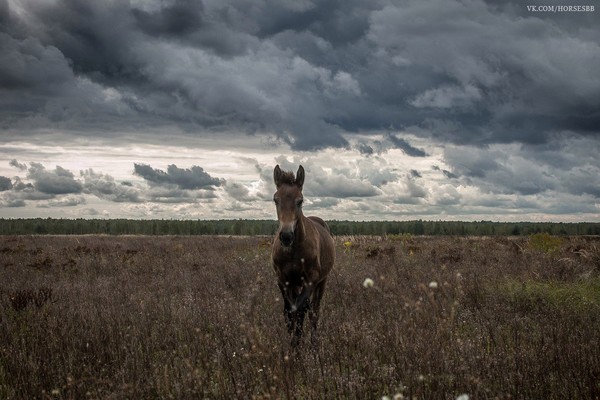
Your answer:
309,279 -> 327,344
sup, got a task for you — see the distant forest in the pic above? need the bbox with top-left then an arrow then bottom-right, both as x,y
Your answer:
1,218 -> 600,236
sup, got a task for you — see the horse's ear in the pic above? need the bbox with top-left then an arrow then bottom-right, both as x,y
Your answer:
295,165 -> 305,189
274,165 -> 283,188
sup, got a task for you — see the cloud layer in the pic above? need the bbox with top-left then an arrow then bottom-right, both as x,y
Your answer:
0,160 -> 225,209
1,0 -> 599,221
133,163 -> 222,190
1,142 -> 599,221
1,0 -> 598,150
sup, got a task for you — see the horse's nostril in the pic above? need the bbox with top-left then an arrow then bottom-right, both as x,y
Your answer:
279,231 -> 294,245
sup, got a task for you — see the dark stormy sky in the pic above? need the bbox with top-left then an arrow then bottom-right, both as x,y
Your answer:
1,0 -> 599,221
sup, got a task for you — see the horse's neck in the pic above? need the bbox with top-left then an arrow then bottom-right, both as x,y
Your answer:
295,213 -> 308,243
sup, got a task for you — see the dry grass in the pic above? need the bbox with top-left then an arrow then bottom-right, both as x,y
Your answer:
1,234 -> 600,399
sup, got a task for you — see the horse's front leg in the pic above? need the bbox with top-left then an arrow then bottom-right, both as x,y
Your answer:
278,282 -> 293,334
291,299 -> 309,347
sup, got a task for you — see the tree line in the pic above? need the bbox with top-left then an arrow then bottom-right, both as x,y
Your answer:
1,218 -> 600,236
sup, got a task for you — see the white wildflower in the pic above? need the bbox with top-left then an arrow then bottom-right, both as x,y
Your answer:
428,281 -> 438,289
456,395 -> 469,400
363,278 -> 375,288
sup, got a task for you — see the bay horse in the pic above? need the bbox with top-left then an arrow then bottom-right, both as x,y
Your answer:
271,165 -> 335,346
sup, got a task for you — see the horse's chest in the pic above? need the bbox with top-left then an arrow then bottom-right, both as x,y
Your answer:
273,252 -> 317,276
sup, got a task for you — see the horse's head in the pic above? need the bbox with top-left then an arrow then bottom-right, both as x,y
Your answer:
273,165 -> 305,247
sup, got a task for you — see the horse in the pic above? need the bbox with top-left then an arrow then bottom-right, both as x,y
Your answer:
271,165 -> 335,346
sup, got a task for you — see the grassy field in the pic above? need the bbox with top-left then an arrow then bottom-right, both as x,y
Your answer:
1,234 -> 599,399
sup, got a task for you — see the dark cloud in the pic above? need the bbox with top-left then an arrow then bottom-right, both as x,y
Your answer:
0,33 -> 74,92
0,161 -> 228,208
11,177 -> 34,193
0,28 -> 130,132
354,134 -> 429,158
2,0 -> 595,151
81,169 -> 142,203
387,134 -> 428,157
443,143 -> 600,198
0,176 -> 52,207
432,165 -> 459,180
356,143 -> 375,156
368,1 -> 600,143
133,163 -> 223,190
132,1 -> 252,57
9,159 -> 27,170
443,147 -> 502,178
442,170 -> 459,180
354,139 -> 386,156
133,1 -> 205,38
0,176 -> 11,191
563,167 -> 600,198
23,1 -> 140,82
0,0 -> 598,223
410,170 -> 422,178
28,163 -> 83,195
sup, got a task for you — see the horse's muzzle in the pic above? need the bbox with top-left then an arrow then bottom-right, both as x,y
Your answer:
279,231 -> 294,247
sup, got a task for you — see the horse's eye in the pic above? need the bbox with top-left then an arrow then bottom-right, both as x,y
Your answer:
273,198 -> 279,205
297,199 -> 303,207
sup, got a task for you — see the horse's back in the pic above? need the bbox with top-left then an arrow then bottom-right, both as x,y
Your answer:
307,216 -> 335,273
308,216 -> 331,234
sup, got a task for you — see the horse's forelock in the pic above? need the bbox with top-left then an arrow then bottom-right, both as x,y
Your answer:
279,170 -> 297,186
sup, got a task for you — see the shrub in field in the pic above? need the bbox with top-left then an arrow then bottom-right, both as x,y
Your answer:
528,232 -> 563,255
7,287 -> 53,311
503,278 -> 600,312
